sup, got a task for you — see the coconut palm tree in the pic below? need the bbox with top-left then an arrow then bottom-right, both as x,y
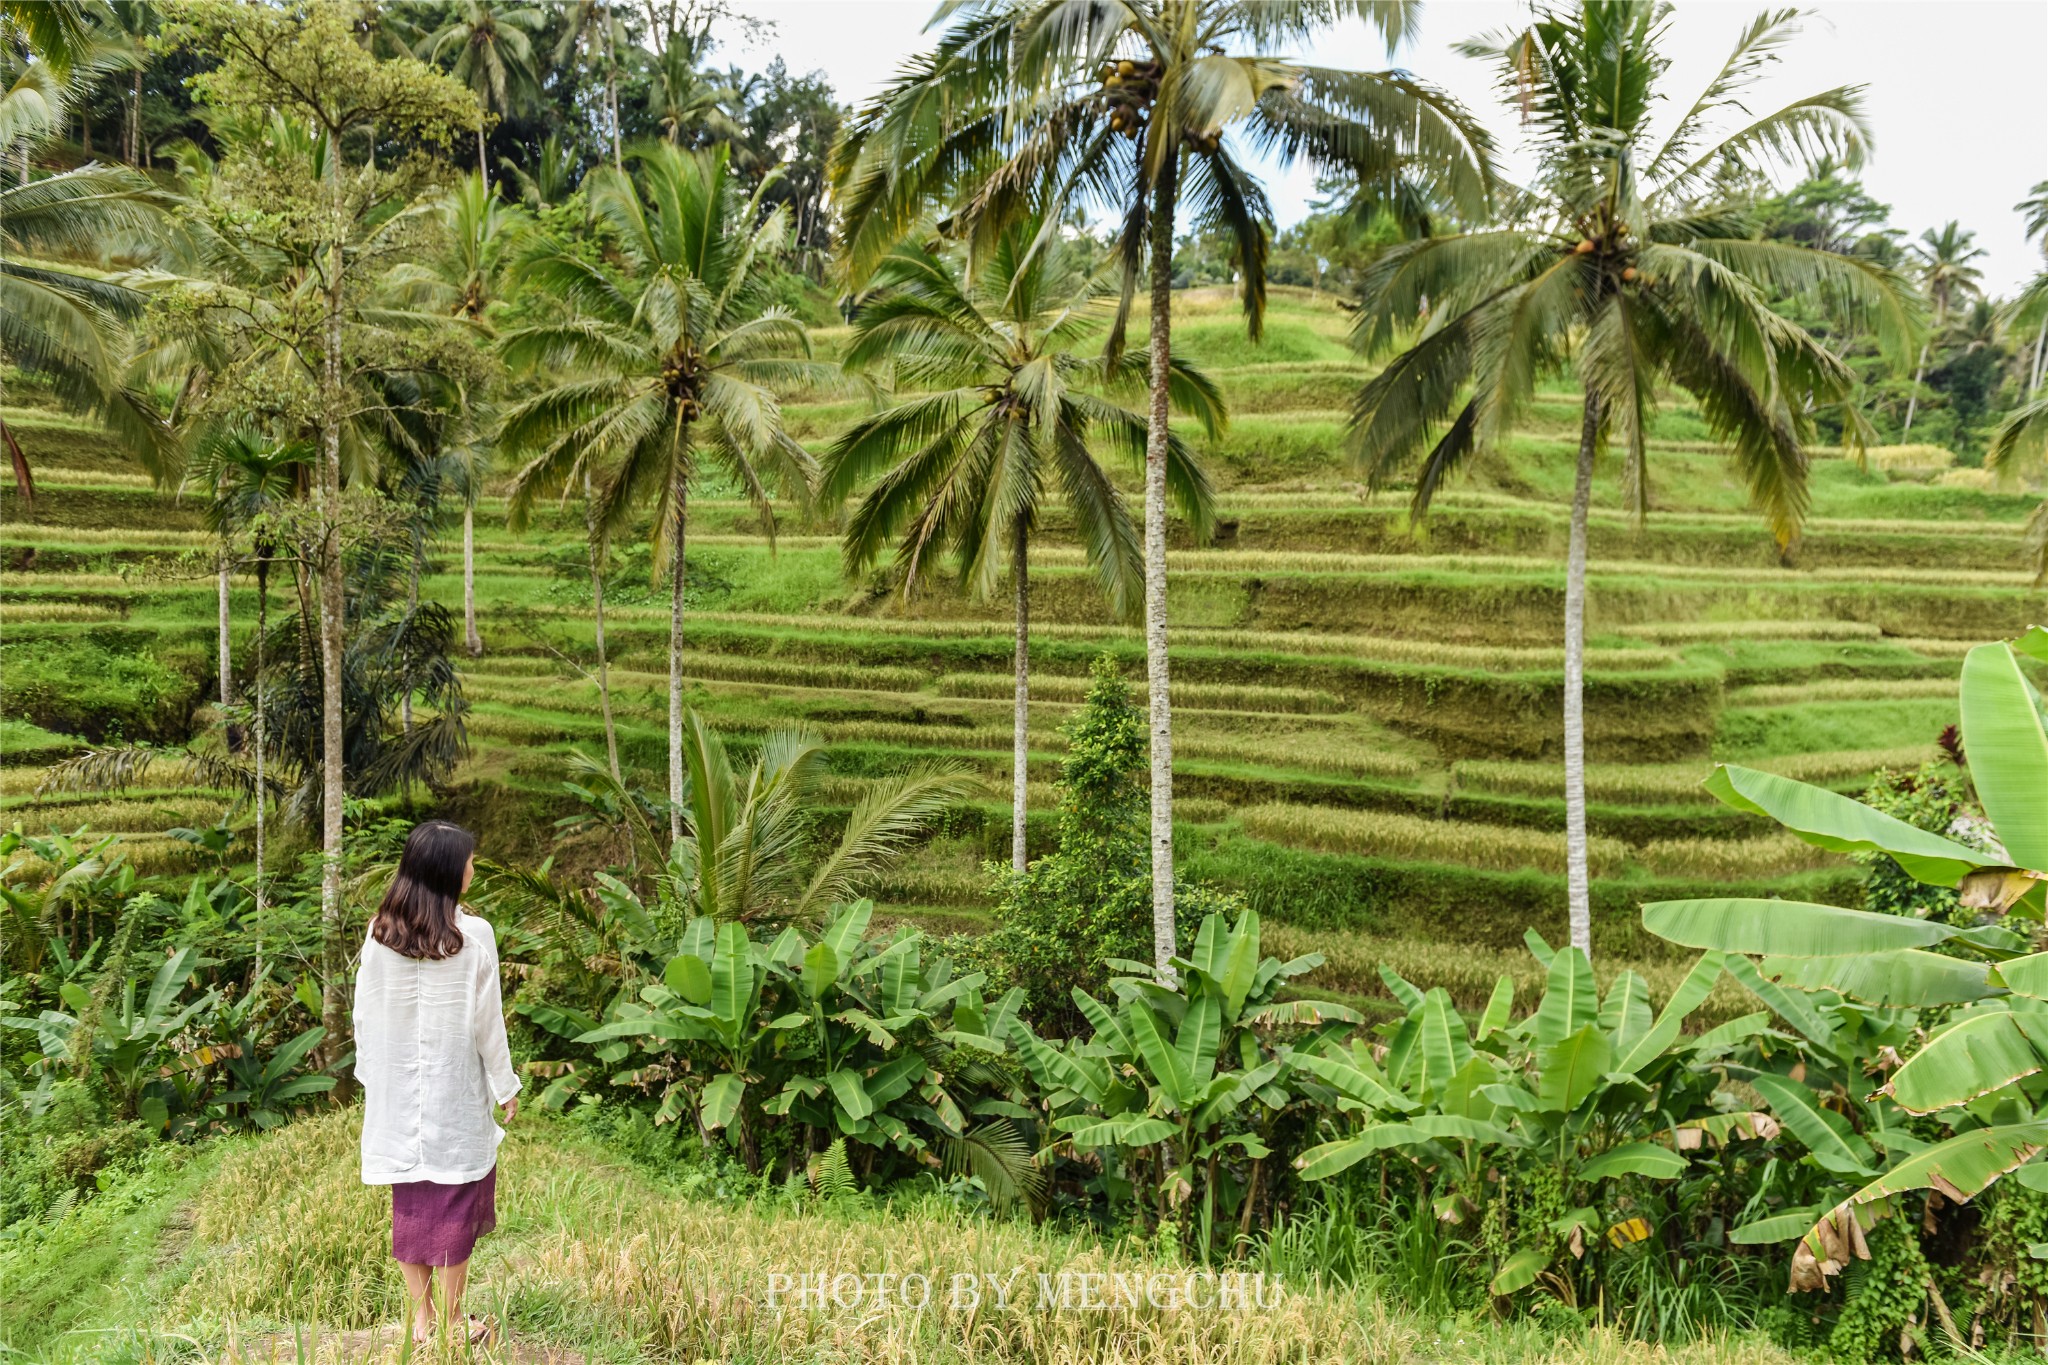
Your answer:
2016,182 -> 2047,395
386,170 -> 532,658
1900,221 -> 1986,437
416,0 -> 543,188
499,143 -> 824,844
0,168 -> 175,501
833,0 -> 1493,977
1345,1 -> 1917,955
820,223 -> 1221,871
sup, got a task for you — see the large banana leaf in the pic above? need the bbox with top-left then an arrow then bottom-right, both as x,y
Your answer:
1884,1011 -> 2048,1113
1703,764 -> 1991,885
1293,1115 -> 1518,1180
700,1071 -> 745,1130
1614,952 -> 1723,1074
1806,1121 -> 2048,1254
1757,950 -> 1995,1007
1579,1142 -> 1687,1180
1532,946 -> 1597,1047
1127,1004 -> 1193,1109
1537,1024 -> 1611,1113
1724,955 -> 1836,1050
1057,1113 -> 1177,1148
1419,988 -> 1474,1101
1288,1046 -> 1417,1113
1962,643 -> 2048,872
1644,898 -> 1959,956
1752,1073 -> 1876,1177
1175,992 -> 1222,1089
1991,953 -> 2048,1000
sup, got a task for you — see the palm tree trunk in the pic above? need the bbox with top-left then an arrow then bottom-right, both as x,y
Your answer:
254,557 -> 268,968
1144,163 -> 1179,982
127,69 -> 140,163
1903,339 -> 1929,437
667,463 -> 689,845
587,469 -> 621,783
602,0 -> 622,168
1562,393 -> 1600,958
477,126 -> 489,190
2031,319 -> 2046,394
217,552 -> 234,708
317,132 -> 350,1090
1011,519 -> 1030,872
463,501 -> 482,656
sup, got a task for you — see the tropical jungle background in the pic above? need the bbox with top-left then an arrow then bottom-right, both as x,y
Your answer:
8,1 -> 2048,1361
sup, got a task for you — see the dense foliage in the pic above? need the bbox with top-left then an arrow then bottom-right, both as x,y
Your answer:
8,1 -> 2048,1359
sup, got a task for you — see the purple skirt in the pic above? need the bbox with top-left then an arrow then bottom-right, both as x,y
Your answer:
391,1165 -> 497,1266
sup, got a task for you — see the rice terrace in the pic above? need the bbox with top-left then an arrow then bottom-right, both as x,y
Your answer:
6,1 -> 2048,1362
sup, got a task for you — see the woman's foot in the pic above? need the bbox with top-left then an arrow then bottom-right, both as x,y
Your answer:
411,1316 -> 436,1347
465,1315 -> 496,1346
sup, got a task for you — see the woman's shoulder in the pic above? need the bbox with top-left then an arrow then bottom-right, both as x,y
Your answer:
456,909 -> 498,944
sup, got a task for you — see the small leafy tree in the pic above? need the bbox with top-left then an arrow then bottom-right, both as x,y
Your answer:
984,654 -> 1151,1029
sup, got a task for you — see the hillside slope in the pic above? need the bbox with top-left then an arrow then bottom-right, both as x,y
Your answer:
3,286 -> 2037,999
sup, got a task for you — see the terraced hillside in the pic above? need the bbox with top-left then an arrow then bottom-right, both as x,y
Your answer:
5,287 -> 2041,1007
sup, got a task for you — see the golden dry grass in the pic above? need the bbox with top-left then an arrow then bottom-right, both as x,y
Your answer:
164,1109 -> 1793,1365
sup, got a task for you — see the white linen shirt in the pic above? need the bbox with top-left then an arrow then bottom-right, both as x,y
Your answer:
353,910 -> 522,1185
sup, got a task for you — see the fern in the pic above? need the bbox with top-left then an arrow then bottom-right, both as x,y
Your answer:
809,1138 -> 859,1202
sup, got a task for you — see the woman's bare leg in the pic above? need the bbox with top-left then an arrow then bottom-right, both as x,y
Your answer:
398,1262 -> 436,1342
436,1258 -> 475,1338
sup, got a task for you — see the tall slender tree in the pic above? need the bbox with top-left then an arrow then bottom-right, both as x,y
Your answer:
500,144 -> 824,843
833,0 -> 1492,976
166,0 -> 480,1066
387,171 -> 531,658
820,224 -> 1220,871
191,429 -> 311,924
1900,221 -> 1985,437
1345,1 -> 1915,954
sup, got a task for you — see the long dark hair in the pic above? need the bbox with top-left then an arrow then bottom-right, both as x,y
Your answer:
371,820 -> 475,960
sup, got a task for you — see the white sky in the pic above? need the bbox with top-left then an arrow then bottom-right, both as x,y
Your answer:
722,0 -> 2048,295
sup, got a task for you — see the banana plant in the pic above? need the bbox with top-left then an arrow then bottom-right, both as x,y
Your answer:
1007,907 -> 1357,1255
0,945 -> 221,1130
1292,933 -> 1751,1298
755,901 -> 1043,1207
1641,632 -> 2048,1289
762,901 -> 1012,1144
578,915 -> 806,1167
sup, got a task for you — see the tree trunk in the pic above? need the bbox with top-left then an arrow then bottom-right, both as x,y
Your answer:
254,557 -> 268,968
602,1 -> 622,168
1011,519 -> 1030,872
1903,340 -> 1929,437
317,135 -> 351,1091
1144,161 -> 1179,982
463,500 -> 482,656
477,125 -> 489,190
667,463 -> 689,845
2031,318 -> 2046,394
1562,394 -> 1600,958
217,552 -> 234,708
402,549 -> 419,737
587,469 -> 621,783
128,69 -> 140,163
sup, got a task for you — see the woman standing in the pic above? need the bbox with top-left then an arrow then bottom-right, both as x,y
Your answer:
354,820 -> 521,1346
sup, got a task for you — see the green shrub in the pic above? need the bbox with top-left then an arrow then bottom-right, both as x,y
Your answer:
0,631 -> 202,742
